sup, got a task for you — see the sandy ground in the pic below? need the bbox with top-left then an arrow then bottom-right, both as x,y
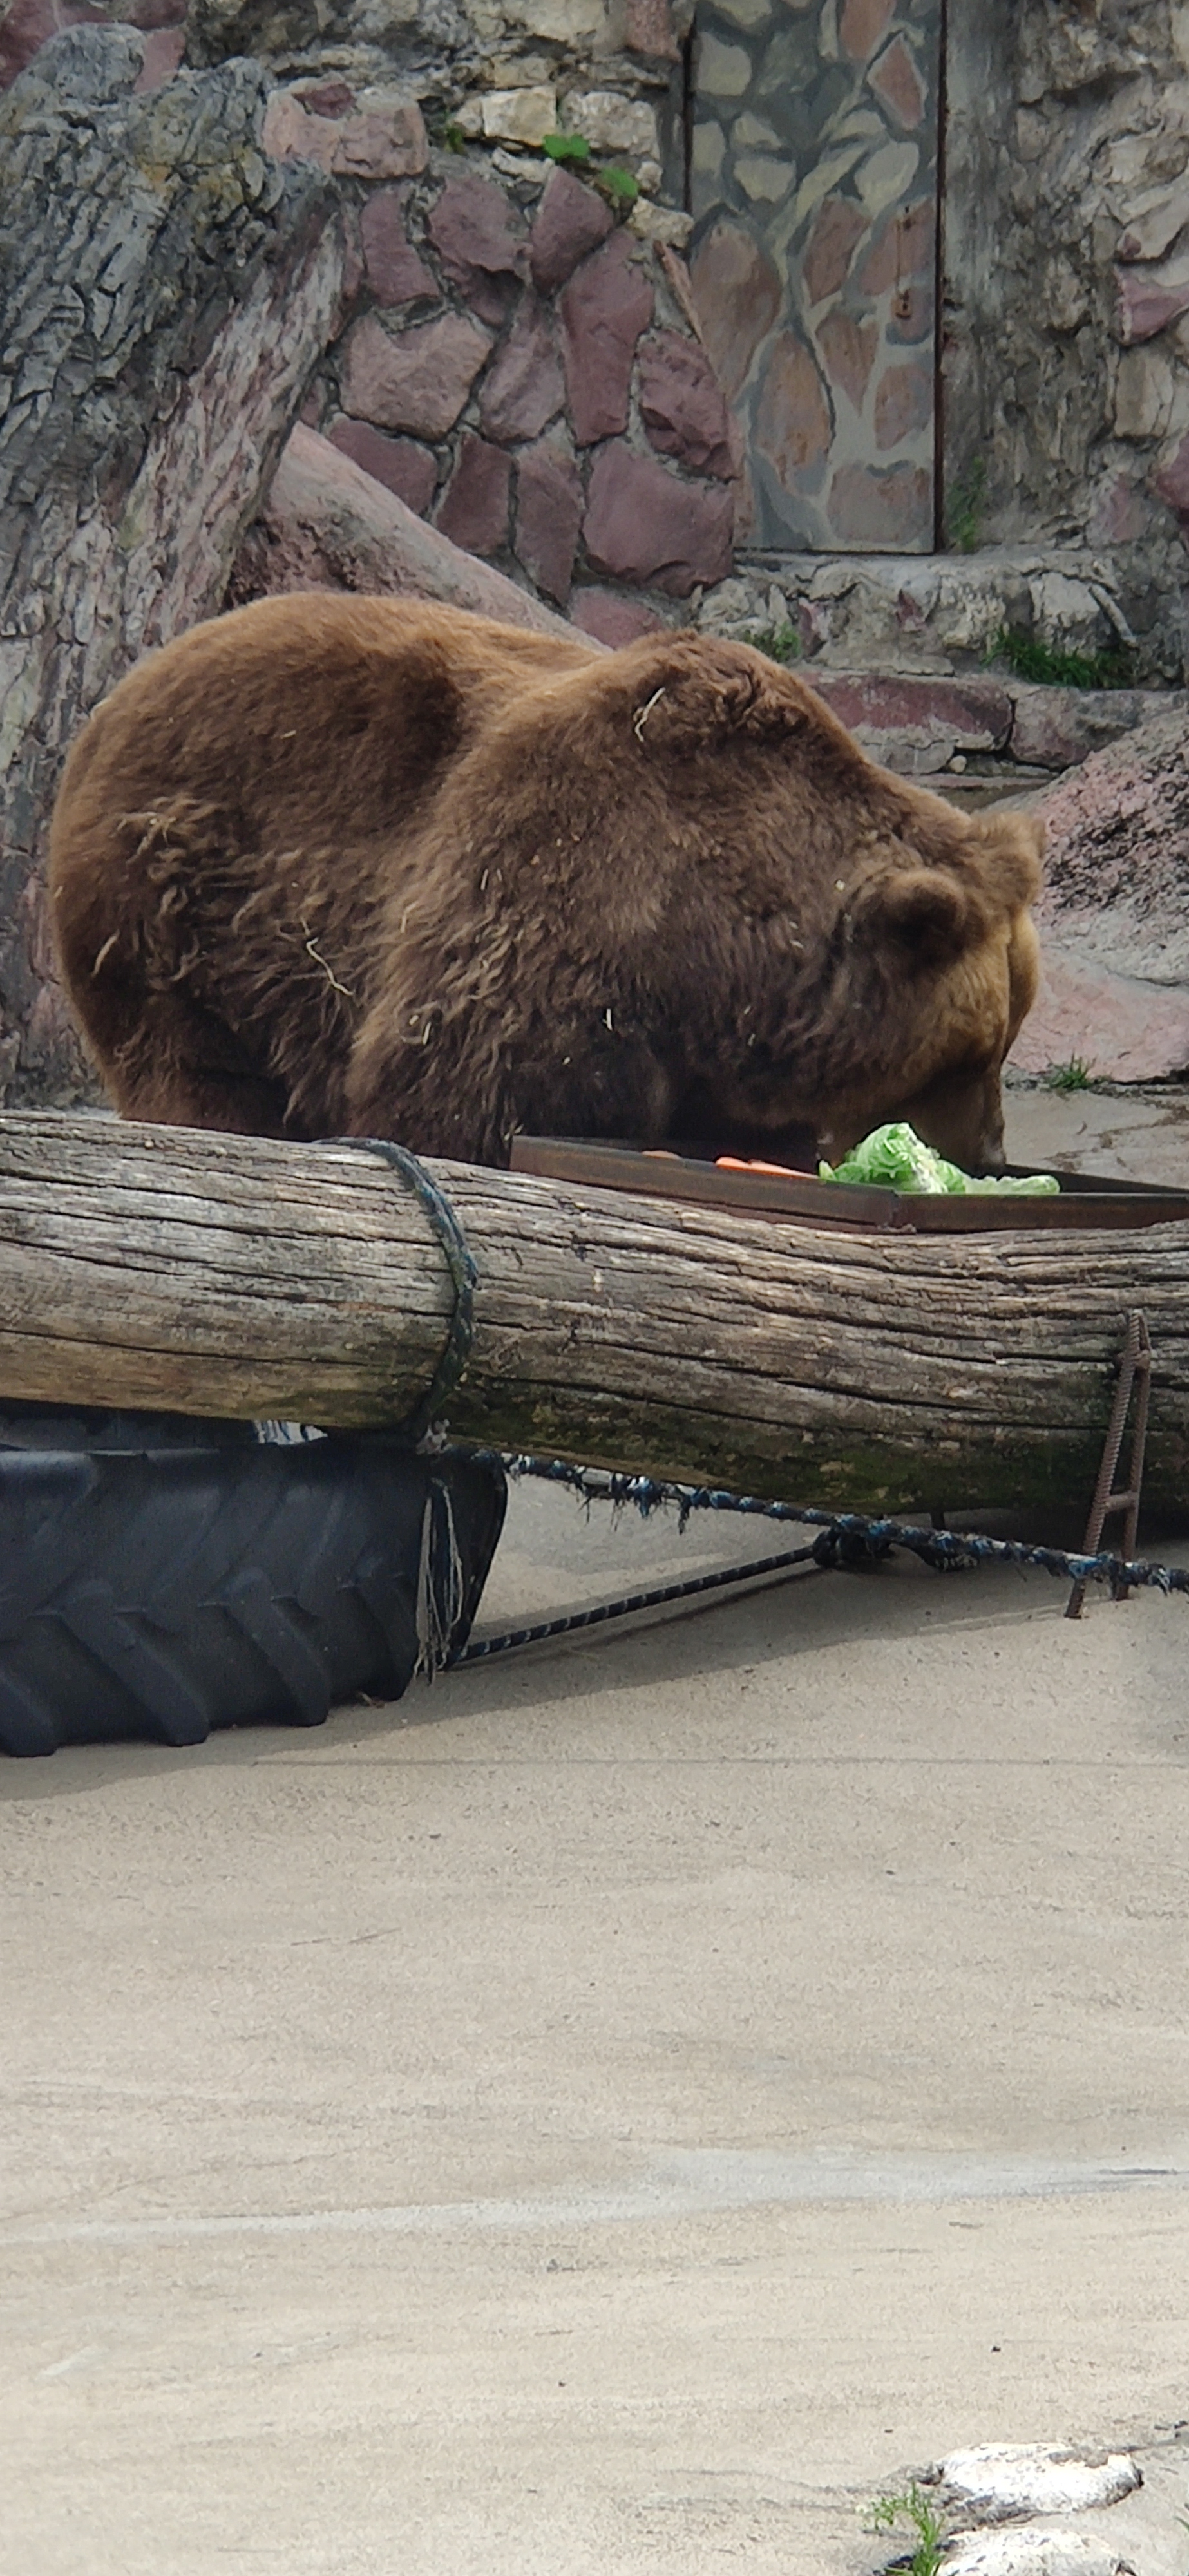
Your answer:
3,1080 -> 1188,2573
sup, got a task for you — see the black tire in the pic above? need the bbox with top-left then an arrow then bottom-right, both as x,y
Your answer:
0,1413 -> 506,1757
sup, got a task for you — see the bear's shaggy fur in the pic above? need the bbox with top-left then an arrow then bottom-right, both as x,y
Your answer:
50,592 -> 1043,1171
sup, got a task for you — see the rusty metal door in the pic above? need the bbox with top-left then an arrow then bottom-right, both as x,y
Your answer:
688,0 -> 943,553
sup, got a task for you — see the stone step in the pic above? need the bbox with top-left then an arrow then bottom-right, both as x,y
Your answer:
712,542 -> 1185,688
786,668 -> 1186,778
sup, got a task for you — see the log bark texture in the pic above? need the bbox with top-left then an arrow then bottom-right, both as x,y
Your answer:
3,1113 -> 1189,1519
228,424 -> 587,642
0,27 -> 347,1107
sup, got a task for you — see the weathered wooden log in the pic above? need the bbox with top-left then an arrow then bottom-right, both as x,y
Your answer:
229,425 -> 584,642
0,28 -> 347,1107
3,1113 -> 1189,1519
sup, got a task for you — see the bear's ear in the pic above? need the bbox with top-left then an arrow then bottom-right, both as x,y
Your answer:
622,638 -> 806,753
857,866 -> 980,966
971,810 -> 1045,911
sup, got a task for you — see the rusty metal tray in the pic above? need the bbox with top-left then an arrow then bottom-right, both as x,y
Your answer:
509,1136 -> 1189,1233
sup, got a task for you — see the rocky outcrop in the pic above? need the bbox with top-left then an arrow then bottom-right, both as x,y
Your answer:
1008,708 -> 1189,1082
0,28 -> 348,1106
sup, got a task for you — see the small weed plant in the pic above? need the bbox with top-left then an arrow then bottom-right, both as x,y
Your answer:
751,621 -> 801,665
866,2482 -> 947,2576
542,129 -> 591,163
985,626 -> 1136,690
946,455 -> 987,554
1045,1055 -> 1094,1092
542,131 -> 638,206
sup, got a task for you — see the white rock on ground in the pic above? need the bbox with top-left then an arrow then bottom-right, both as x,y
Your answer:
935,2443 -> 1141,2522
940,2531 -> 1128,2576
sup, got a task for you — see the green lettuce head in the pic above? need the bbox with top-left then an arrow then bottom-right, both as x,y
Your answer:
819,1122 -> 1058,1196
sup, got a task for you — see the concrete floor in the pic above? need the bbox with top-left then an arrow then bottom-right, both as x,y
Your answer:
4,1083 -> 1189,2573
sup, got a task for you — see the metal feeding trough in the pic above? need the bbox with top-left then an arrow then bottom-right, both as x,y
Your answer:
509,1137 -> 1189,1234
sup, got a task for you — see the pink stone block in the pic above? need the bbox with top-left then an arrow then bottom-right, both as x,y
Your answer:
514,437 -> 583,603
874,354 -> 933,449
428,173 -> 528,326
360,189 -> 436,308
571,590 -> 666,645
756,333 -> 833,491
583,442 -> 734,595
479,295 -> 564,444
1155,433 -> 1189,515
810,674 -> 1012,764
339,311 -> 491,440
436,433 -> 512,556
868,30 -> 924,128
1089,472 -> 1150,544
1116,263 -> 1189,345
328,418 -> 438,516
689,216 -> 781,397
263,88 -> 429,182
816,309 -> 876,411
329,102 -> 429,182
839,0 -> 895,61
638,330 -> 735,478
132,24 -> 184,90
560,233 -> 654,446
803,197 -> 868,306
292,78 -> 356,115
529,169 -> 614,296
624,0 -> 680,60
857,198 -> 933,296
0,0 -> 103,90
827,459 -> 931,546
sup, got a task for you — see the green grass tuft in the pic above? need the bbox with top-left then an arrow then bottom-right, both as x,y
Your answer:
750,621 -> 801,666
985,626 -> 1136,690
866,2483 -> 947,2576
1044,1056 -> 1095,1093
542,131 -> 592,164
594,162 -> 639,205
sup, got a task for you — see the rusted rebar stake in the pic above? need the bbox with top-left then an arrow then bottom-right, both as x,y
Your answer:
1066,1310 -> 1152,1618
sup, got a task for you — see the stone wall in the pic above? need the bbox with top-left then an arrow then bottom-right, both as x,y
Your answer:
0,0 -> 691,181
262,94 -> 736,629
11,0 -> 1189,668
1,3 -> 737,629
943,0 -> 1189,676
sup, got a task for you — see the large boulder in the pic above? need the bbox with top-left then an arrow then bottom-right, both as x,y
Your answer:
1009,708 -> 1189,1081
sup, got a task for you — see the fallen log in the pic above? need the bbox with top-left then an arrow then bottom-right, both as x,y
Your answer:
3,1113 -> 1189,1520
229,424 -> 587,642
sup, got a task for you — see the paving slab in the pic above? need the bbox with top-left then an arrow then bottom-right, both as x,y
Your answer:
3,1086 -> 1189,2573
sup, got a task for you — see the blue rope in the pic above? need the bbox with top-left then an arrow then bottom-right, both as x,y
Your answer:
325,1138 -> 477,1444
468,1450 -> 1189,1600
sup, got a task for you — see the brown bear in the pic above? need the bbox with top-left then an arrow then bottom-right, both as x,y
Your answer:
49,592 -> 1042,1173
